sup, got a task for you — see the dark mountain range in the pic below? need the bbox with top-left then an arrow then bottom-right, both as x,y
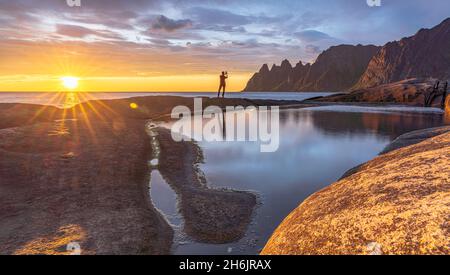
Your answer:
244,18 -> 450,93
243,44 -> 380,92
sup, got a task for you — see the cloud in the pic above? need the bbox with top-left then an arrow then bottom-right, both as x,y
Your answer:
151,15 -> 192,32
197,25 -> 247,33
64,11 -> 138,30
56,24 -> 122,40
294,30 -> 333,43
304,44 -> 321,54
56,24 -> 96,38
295,11 -> 328,29
186,7 -> 251,26
148,38 -> 172,46
185,6 -> 283,35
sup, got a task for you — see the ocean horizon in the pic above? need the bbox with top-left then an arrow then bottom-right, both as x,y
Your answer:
0,91 -> 335,108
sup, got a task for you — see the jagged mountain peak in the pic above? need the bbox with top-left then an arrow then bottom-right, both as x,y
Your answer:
259,64 -> 270,74
281,59 -> 292,68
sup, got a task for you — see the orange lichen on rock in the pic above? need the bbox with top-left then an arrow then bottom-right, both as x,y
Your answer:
14,225 -> 87,255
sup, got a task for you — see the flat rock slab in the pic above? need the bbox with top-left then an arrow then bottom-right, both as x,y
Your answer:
0,119 -> 172,255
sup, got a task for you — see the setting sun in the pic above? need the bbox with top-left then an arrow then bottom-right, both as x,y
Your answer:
61,77 -> 79,90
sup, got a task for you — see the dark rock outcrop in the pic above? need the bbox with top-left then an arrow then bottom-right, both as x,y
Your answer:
317,78 -> 448,107
354,18 -> 450,89
243,44 -> 380,92
317,78 -> 435,105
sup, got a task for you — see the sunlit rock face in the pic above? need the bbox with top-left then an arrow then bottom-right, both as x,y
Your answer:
262,129 -> 450,255
354,18 -> 450,89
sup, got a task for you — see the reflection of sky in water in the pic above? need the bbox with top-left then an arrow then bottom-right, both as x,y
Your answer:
155,107 -> 446,255
149,170 -> 181,227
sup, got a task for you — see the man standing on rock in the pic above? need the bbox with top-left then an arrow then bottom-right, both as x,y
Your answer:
218,71 -> 228,98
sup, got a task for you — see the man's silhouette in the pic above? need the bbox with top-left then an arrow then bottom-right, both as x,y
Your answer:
218,71 -> 228,98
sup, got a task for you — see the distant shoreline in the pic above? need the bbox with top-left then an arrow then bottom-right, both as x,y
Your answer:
0,92 -> 336,108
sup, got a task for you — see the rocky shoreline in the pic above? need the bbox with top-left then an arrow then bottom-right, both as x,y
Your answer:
0,96 -> 302,255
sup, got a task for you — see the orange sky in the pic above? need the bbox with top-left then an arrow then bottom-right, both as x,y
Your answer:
0,74 -> 252,92
2,0 -> 448,92
0,39 -> 253,92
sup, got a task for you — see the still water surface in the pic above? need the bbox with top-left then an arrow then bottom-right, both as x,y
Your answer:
150,106 -> 446,255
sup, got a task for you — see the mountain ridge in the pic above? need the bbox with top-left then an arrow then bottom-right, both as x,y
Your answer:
243,44 -> 380,92
244,17 -> 450,93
